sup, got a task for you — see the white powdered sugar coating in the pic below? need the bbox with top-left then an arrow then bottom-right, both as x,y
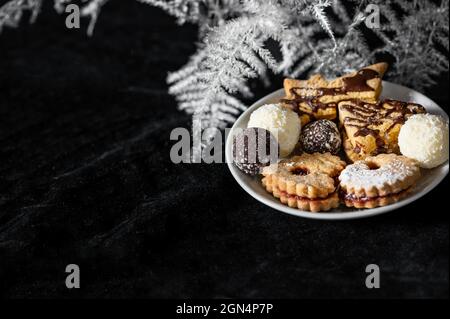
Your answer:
339,159 -> 418,189
398,114 -> 449,168
247,103 -> 301,157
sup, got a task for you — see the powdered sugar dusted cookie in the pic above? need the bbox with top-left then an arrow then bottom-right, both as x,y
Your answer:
339,153 -> 421,208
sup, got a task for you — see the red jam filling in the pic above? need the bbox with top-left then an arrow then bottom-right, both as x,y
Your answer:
340,188 -> 409,204
278,190 -> 335,202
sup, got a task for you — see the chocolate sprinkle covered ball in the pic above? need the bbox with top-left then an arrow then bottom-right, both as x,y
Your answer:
232,127 -> 279,175
300,119 -> 341,154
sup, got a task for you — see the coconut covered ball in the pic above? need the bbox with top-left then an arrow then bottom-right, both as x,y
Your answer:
398,114 -> 449,168
247,103 -> 300,157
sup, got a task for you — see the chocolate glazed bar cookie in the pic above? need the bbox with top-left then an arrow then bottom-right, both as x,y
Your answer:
338,99 -> 426,162
281,63 -> 388,126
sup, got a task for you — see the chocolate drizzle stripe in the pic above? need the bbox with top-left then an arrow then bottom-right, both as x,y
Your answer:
340,99 -> 426,154
281,68 -> 380,117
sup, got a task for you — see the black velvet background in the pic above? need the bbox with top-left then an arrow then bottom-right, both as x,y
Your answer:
0,1 -> 448,298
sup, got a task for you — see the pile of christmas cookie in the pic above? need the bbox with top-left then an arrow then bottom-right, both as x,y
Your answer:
232,63 -> 449,212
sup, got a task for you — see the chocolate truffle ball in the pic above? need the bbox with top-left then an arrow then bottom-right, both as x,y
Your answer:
300,120 -> 341,154
232,127 -> 279,175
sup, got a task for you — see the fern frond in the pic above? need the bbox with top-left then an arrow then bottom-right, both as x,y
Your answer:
167,6 -> 287,153
0,0 -> 42,33
138,0 -> 201,25
309,0 -> 336,47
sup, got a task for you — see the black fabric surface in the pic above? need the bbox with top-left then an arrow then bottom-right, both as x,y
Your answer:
0,1 -> 448,298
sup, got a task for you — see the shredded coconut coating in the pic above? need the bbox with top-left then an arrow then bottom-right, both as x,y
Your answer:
398,114 -> 449,168
247,103 -> 300,157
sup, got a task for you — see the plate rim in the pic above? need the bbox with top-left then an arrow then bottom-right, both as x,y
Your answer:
225,81 -> 449,220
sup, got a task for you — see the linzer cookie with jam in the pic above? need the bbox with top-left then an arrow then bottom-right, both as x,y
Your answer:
281,63 -> 388,126
339,154 -> 421,209
261,153 -> 346,212
338,99 -> 426,162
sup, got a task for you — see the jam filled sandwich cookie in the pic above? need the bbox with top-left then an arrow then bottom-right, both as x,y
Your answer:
281,63 -> 388,126
262,153 -> 346,212
339,154 -> 421,209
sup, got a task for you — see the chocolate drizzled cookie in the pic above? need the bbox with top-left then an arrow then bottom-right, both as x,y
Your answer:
338,99 -> 426,162
281,63 -> 388,126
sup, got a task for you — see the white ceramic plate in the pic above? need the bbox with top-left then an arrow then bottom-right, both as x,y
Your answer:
225,81 -> 449,220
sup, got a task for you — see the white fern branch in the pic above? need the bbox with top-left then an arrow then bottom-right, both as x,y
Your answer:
0,0 -> 42,33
